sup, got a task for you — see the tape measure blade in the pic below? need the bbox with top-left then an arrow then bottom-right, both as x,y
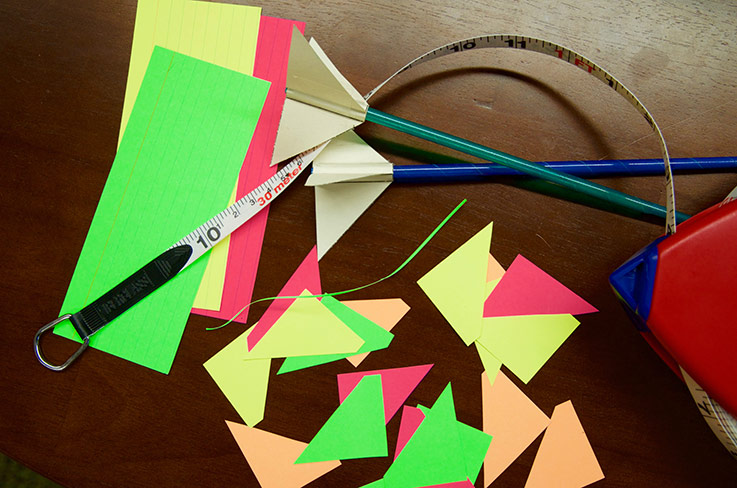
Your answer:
682,368 -> 737,459
365,34 -> 676,234
174,145 -> 324,270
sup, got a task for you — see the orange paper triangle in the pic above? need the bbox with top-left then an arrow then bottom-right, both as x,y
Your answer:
226,421 -> 340,488
524,400 -> 604,488
482,370 -> 550,487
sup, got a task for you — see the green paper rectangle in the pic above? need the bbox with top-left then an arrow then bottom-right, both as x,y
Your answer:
55,46 -> 270,373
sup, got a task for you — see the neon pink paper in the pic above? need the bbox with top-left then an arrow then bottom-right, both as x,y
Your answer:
192,18 -> 306,324
483,254 -> 597,318
246,246 -> 321,350
337,364 -> 433,424
421,481 -> 474,488
394,406 -> 425,460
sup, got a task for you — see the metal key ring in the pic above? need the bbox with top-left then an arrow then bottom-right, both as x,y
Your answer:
34,314 -> 89,371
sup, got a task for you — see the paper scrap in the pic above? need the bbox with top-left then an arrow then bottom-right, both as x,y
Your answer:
204,325 -> 270,426
484,254 -> 598,318
343,298 -> 410,367
247,290 -> 364,360
418,222 -> 494,345
271,27 -> 367,164
306,130 -> 393,186
415,405 -> 491,485
226,421 -> 340,488
474,342 -> 502,380
359,481 -> 385,488
477,314 -> 580,383
192,17 -> 307,319
337,364 -> 433,423
56,47 -> 269,373
278,296 -> 394,374
486,253 -> 505,283
421,479 -> 474,487
307,131 -> 393,258
395,406 -> 425,460
482,370 -> 550,487
296,374 -> 387,463
248,246 -> 321,351
525,400 -> 604,488
383,383 -> 467,487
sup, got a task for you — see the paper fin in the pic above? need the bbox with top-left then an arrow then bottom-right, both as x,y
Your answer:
271,27 -> 367,164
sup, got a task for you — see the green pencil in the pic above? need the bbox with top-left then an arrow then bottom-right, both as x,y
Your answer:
365,107 -> 689,223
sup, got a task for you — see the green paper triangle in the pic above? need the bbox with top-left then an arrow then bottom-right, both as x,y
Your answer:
278,296 -> 394,374
296,374 -> 387,463
383,383 -> 467,487
414,405 -> 491,484
418,222 -> 493,345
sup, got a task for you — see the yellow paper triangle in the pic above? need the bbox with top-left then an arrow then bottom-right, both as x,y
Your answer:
226,421 -> 340,488
475,341 -> 502,379
204,324 -> 270,426
477,314 -> 579,384
418,222 -> 494,345
246,290 -> 365,359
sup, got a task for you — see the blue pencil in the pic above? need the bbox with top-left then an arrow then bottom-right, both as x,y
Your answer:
392,157 -> 737,183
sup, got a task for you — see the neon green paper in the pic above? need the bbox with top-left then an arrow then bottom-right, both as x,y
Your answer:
383,383 -> 467,487
277,296 -> 394,374
415,405 -> 492,485
122,1 -> 261,310
417,222 -> 493,345
56,47 -> 270,373
477,314 -> 580,383
119,0 -> 261,143
204,325 -> 270,426
296,374 -> 387,463
246,290 -> 365,360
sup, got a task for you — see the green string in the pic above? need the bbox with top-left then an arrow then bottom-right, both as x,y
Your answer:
206,198 -> 467,331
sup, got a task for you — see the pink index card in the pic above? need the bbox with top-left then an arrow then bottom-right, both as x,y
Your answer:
337,364 -> 433,424
247,246 -> 321,350
192,17 -> 306,324
395,406 -> 425,460
483,254 -> 598,318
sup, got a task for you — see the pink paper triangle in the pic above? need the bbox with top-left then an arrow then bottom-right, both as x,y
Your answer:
524,400 -> 604,488
247,246 -> 321,350
337,364 -> 433,424
394,406 -> 426,460
225,420 -> 340,488
421,481 -> 474,488
483,254 -> 597,318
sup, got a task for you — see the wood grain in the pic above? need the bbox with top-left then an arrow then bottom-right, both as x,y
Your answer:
1,0 -> 736,486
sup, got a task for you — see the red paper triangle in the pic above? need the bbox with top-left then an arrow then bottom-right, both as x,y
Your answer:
483,255 -> 597,318
248,246 -> 321,350
337,364 -> 433,423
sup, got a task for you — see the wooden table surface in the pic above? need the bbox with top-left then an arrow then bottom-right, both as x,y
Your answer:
2,1 -> 736,486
